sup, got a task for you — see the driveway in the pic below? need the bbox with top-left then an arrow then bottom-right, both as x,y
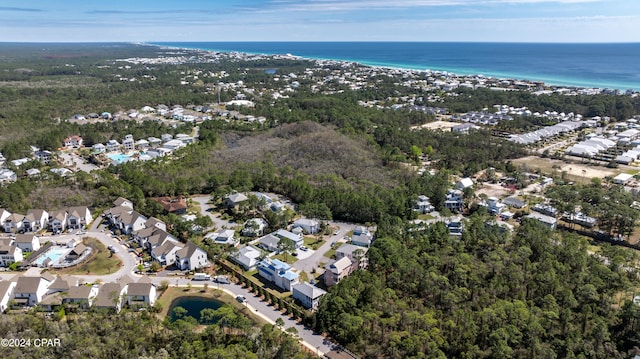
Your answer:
191,195 -> 238,231
292,222 -> 358,276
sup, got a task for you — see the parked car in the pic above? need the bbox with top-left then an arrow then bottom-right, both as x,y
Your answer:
236,295 -> 246,303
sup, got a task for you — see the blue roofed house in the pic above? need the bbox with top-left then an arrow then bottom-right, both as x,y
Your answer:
258,258 -> 299,291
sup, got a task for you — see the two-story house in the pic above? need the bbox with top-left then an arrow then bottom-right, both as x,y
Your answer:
175,242 -> 209,271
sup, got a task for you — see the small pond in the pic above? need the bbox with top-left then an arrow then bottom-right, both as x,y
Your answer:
264,69 -> 277,74
168,296 -> 223,322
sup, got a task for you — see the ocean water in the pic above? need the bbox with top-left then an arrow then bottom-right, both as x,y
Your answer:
152,42 -> 640,91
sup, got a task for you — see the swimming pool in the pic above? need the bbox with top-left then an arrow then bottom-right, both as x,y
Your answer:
34,247 -> 70,266
106,153 -> 131,164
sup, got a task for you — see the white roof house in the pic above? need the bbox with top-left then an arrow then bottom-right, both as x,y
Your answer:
613,173 -> 634,185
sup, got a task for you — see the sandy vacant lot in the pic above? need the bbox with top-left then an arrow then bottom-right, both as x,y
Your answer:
411,120 -> 458,131
513,156 -> 618,181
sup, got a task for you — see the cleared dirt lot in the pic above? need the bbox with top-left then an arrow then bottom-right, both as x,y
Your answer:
513,156 -> 618,182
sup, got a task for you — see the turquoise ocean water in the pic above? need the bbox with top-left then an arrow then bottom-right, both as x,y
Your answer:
152,42 -> 640,91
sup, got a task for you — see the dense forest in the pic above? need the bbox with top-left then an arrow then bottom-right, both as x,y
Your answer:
315,216 -> 640,358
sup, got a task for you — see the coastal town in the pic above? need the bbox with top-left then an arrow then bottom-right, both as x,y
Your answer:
0,43 -> 640,358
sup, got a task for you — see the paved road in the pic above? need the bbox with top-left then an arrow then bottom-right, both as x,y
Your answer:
151,279 -> 334,356
292,222 -> 358,276
191,195 -> 238,230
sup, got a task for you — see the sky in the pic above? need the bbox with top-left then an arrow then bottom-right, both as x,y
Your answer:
0,0 -> 638,42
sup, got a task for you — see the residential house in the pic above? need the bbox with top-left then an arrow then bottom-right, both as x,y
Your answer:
66,206 -> 92,230
152,196 -> 188,214
0,168 -> 17,183
92,143 -> 106,154
63,285 -> 99,309
113,197 -> 134,209
335,243 -> 368,269
145,217 -> 167,231
13,276 -> 51,306
456,177 -> 474,190
145,230 -> 177,251
106,140 -> 120,152
126,282 -> 157,307
94,283 -> 127,313
258,258 -> 299,291
3,213 -> 24,233
116,210 -> 147,234
0,240 -> 23,267
274,229 -> 303,248
135,139 -> 149,150
483,197 -> 506,215
175,242 -> 209,271
503,197 -> 527,209
414,195 -> 435,214
151,240 -> 181,267
0,209 -> 11,227
0,280 -> 17,312
22,209 -> 48,232
351,232 -> 374,247
48,210 -> 67,233
292,282 -> 327,310
147,137 -> 162,148
242,218 -> 267,237
258,234 -> 281,252
445,189 -> 464,212
292,218 -> 320,234
25,168 -> 41,177
34,150 -> 52,165
161,133 -> 173,142
324,256 -> 353,287
205,229 -> 237,246
162,139 -> 185,151
63,135 -> 83,148
448,219 -> 464,237
14,234 -> 40,252
525,212 -> 557,230
224,193 -> 248,209
46,276 -> 71,295
122,135 -> 135,151
230,246 -> 262,271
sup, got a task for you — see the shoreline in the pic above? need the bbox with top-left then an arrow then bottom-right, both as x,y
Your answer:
146,42 -> 640,93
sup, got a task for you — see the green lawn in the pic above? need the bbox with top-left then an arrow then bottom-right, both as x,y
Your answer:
272,252 -> 298,264
303,236 -> 324,250
323,248 -> 336,260
54,237 -> 122,276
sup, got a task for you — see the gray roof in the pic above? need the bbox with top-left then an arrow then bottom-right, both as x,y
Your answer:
259,234 -> 280,249
94,283 -> 124,307
176,241 -> 202,258
292,282 -> 327,300
127,282 -> 154,297
67,286 -> 93,300
14,276 -> 44,294
0,280 -> 15,299
327,257 -> 352,273
14,233 -> 37,243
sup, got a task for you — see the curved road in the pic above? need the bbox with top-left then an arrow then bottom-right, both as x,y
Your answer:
0,224 -> 337,356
